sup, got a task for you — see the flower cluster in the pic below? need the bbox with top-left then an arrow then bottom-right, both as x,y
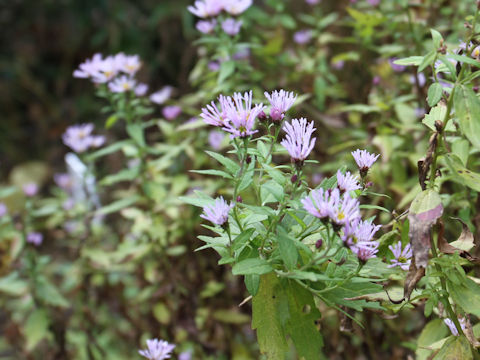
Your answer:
188,0 -> 252,36
62,123 -> 105,153
138,338 -> 175,360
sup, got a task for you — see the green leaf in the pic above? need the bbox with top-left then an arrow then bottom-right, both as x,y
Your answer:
430,29 -> 443,49
444,154 -> 480,192
232,228 -> 255,252
416,319 -> 449,360
218,60 -> 235,83
205,151 -> 240,175
252,274 -> 289,360
427,83 -> 444,107
244,274 -> 260,296
100,167 -> 140,186
126,123 -> 146,148
24,309 -> 50,350
433,335 -> 472,360
448,277 -> 480,317
453,85 -> 480,150
86,140 -> 132,160
451,139 -> 469,166
190,169 -> 233,179
422,103 -> 455,132
105,114 -> 119,128
232,258 -> 273,276
418,50 -> 437,72
0,272 -> 28,296
35,277 -> 69,307
278,229 -> 298,270
448,54 -> 480,68
393,56 -> 424,66
261,181 -> 284,204
96,195 -> 140,216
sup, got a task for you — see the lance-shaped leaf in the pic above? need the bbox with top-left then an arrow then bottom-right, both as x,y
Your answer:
454,85 -> 480,151
408,190 -> 443,268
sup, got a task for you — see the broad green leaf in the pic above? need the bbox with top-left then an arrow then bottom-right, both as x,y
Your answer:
416,319 -> 449,360
190,169 -> 233,179
430,29 -> 443,49
35,277 -> 69,307
96,195 -> 140,216
393,56 -> 424,66
427,83 -> 444,107
418,50 -> 437,72
453,85 -> 480,150
126,123 -> 146,148
105,114 -> 119,128
433,335 -> 472,360
451,139 -> 469,166
24,309 -> 50,350
218,60 -> 235,83
448,54 -> 480,68
261,181 -> 284,204
205,151 -> 240,175
422,103 -> 455,132
448,277 -> 480,317
232,228 -> 255,252
245,274 -> 260,296
0,272 -> 28,296
278,229 -> 298,270
252,274 -> 289,360
444,154 -> 480,192
232,258 -> 273,276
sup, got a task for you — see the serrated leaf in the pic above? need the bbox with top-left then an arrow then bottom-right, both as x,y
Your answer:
427,83 -> 444,107
453,85 -> 480,150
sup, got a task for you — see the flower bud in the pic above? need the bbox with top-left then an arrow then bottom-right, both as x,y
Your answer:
236,196 -> 243,203
315,239 -> 323,249
270,108 -> 284,122
291,174 -> 298,184
258,110 -> 267,121
246,155 -> 252,164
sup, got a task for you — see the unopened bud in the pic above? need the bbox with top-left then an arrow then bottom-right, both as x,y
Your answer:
246,155 -> 252,164
315,239 -> 323,249
365,181 -> 373,188
474,86 -> 480,93
236,196 -> 243,203
291,174 -> 298,184
270,108 -> 284,122
258,111 -> 267,121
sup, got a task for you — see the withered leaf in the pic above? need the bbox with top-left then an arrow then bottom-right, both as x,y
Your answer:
438,218 -> 479,264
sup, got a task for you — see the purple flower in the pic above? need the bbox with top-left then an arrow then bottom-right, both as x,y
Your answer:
200,197 -> 233,226
388,241 -> 412,271
389,57 -> 406,72
301,188 -> 340,220
73,53 -> 104,79
410,73 -> 426,87
116,53 -> 142,76
223,0 -> 252,15
222,18 -> 242,36
372,75 -> 381,85
332,60 -> 345,70
150,86 -> 173,105
92,55 -> 120,83
196,19 -> 217,34
138,338 -> 175,360
415,108 -> 426,118
23,183 -> 39,197
26,232 -> 43,246
330,194 -> 360,226
108,75 -> 136,93
444,318 -> 467,336
135,83 -> 149,96
264,89 -> 297,122
179,351 -> 193,360
201,95 -> 229,127
222,91 -> 264,138
0,203 -> 7,217
367,0 -> 380,5
90,135 -> 106,148
54,173 -> 72,190
312,173 -> 323,185
280,118 -> 316,162
357,246 -> 378,262
162,105 -> 182,120
63,198 -> 75,211
473,46 -> 480,59
208,130 -> 225,150
351,149 -> 379,174
336,170 -> 360,192
62,123 -> 104,153
208,61 -> 221,71
294,30 -> 313,44
305,0 -> 321,4
187,0 -> 223,18
342,219 -> 381,254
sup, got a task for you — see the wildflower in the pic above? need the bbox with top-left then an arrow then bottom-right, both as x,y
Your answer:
108,75 -> 136,93
357,246 -> 379,263
26,232 -> 43,246
118,53 -> 142,76
372,76 -> 381,85
135,83 -> 149,96
208,61 -> 221,71
162,106 -> 182,120
73,53 -> 103,79
388,241 -> 412,270
90,135 -> 106,148
222,18 -> 242,36
305,0 -> 321,4
201,95 -> 228,127
196,19 -> 217,34
351,149 -> 379,176
472,46 -> 480,59
294,29 -> 313,45
281,118 -> 316,163
389,57 -> 405,72
223,0 -> 252,15
63,198 -> 75,211
62,123 -> 101,153
150,86 -> 173,105
92,55 -> 120,83
336,170 -> 360,193
444,318 -> 467,336
342,219 -> 381,253
200,197 -> 233,226
187,0 -> 223,18
0,203 -> 7,217
139,338 -> 176,360
301,188 -> 340,220
179,350 -> 193,360
23,183 -> 39,197
330,194 -> 360,226
332,60 -> 345,70
222,91 -> 264,138
208,130 -> 225,150
264,89 -> 297,122
367,0 -> 380,5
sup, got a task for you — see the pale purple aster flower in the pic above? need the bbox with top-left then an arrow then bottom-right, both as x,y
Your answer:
139,338 -> 176,360
410,73 -> 426,87
162,105 -> 182,120
367,0 -> 380,5
222,91 -> 264,138
179,351 -> 192,360
223,0 -> 252,15
208,61 -> 221,71
372,75 -> 381,85
312,173 -> 323,185
200,197 -> 234,226
342,219 -> 381,254
54,173 -> 72,190
294,30 -> 313,45
108,75 -> 136,93
330,194 -> 360,226
332,60 -> 345,70
472,46 -> 480,59
201,95 -> 229,127
232,48 -> 250,60
388,241 -> 412,270
63,198 -> 75,211
336,170 -> 360,192
357,246 -> 378,262
62,123 -> 95,153
306,0 -> 321,4
187,0 -> 223,18
73,53 -> 103,79
150,86 -> 173,105
90,135 -> 106,148
351,149 -> 380,174
208,130 -> 225,150
444,318 -> 467,336
196,19 -> 217,34
301,188 -> 340,220
222,18 -> 242,36
389,57 -> 405,72
92,55 -> 119,83
23,183 -> 39,197
118,54 -> 142,76
264,89 -> 297,122
135,83 -> 149,96
281,118 -> 316,163
0,203 -> 7,217
415,108 -> 426,118
26,232 -> 43,246
434,58 -> 458,72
